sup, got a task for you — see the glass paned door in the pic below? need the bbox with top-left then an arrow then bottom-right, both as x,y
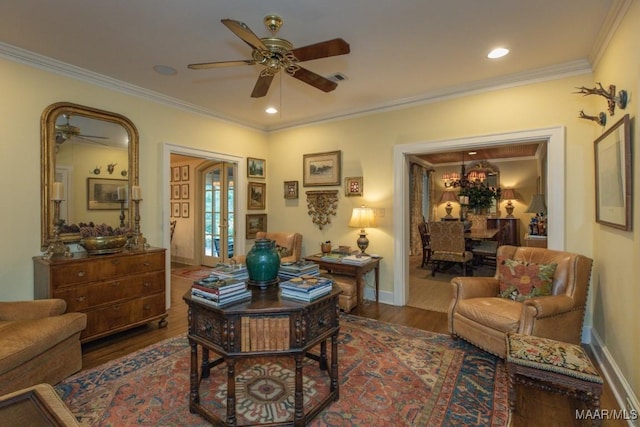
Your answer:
203,162 -> 235,265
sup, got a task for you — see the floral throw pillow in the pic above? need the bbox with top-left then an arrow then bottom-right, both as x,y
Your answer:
276,244 -> 292,258
498,257 -> 557,301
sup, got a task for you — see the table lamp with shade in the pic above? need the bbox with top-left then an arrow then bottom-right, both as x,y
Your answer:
439,191 -> 458,219
501,188 -> 517,217
348,205 -> 377,254
525,194 -> 547,235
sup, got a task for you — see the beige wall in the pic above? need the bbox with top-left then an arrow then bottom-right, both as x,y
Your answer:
0,1 -> 637,408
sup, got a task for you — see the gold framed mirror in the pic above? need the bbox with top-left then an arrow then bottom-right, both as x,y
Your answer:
41,102 -> 139,250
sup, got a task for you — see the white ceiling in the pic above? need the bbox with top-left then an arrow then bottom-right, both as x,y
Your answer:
0,1 -> 621,131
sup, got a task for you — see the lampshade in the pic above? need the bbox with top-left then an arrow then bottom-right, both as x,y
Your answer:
525,194 -> 547,214
348,206 -> 376,254
348,206 -> 377,228
439,191 -> 459,204
501,188 -> 517,200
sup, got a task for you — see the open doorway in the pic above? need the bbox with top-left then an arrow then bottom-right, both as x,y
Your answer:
392,126 -> 565,307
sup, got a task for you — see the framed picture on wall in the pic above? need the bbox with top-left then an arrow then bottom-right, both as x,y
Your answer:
181,165 -> 189,181
247,157 -> 266,178
594,114 -> 631,231
172,202 -> 181,218
344,176 -> 363,197
284,181 -> 298,199
303,151 -> 341,186
246,214 -> 267,239
87,178 -> 127,210
172,184 -> 180,200
172,167 -> 181,182
181,202 -> 190,218
181,183 -> 189,199
248,182 -> 266,210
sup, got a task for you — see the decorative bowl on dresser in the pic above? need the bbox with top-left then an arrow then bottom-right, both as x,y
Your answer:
33,248 -> 168,342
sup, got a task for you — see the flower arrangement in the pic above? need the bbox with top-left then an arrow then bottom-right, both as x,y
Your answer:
459,185 -> 501,211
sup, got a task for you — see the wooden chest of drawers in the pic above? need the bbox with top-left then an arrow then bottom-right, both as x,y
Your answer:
33,248 -> 168,342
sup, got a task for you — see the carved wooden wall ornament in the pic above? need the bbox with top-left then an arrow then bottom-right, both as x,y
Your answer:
306,190 -> 339,229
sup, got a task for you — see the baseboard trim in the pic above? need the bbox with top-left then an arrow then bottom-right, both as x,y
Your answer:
588,328 -> 639,426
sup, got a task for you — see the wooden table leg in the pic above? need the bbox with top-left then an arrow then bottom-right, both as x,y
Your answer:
331,332 -> 339,399
374,263 -> 380,302
226,358 -> 236,426
201,347 -> 210,378
189,339 -> 200,409
294,353 -> 304,426
319,340 -> 327,370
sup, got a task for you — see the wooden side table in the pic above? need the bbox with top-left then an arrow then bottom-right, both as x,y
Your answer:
304,254 -> 381,304
183,287 -> 341,427
524,234 -> 547,248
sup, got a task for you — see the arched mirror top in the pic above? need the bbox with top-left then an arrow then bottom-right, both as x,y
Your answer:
41,102 -> 139,249
466,160 -> 500,188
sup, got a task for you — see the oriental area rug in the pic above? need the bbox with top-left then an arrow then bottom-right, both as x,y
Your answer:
56,315 -> 509,426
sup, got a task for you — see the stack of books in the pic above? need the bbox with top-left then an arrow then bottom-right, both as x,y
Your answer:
341,254 -> 371,265
320,252 -> 344,262
208,263 -> 249,281
278,261 -> 320,281
279,276 -> 333,302
191,276 -> 251,307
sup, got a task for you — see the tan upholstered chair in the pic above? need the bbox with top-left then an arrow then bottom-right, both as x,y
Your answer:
233,231 -> 303,264
0,299 -> 87,395
448,246 -> 593,358
428,221 -> 473,276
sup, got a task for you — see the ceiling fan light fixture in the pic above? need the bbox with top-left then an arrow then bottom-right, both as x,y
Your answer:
488,47 -> 509,59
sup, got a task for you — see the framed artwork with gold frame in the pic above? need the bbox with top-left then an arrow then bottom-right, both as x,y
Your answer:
248,182 -> 266,210
344,176 -> 363,197
284,181 -> 299,199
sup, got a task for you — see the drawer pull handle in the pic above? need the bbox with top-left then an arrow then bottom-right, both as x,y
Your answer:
77,296 -> 86,302
143,262 -> 151,267
318,318 -> 326,327
143,282 -> 151,288
112,306 -> 121,311
113,281 -> 121,287
144,304 -> 151,310
76,271 -> 86,277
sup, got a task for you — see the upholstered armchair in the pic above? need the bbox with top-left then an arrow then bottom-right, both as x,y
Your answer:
448,245 -> 593,358
233,231 -> 303,264
428,221 -> 473,276
0,299 -> 87,395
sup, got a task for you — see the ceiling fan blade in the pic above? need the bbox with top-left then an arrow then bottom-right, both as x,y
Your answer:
290,67 -> 337,93
291,38 -> 350,62
79,134 -> 109,139
250,74 -> 275,98
221,19 -> 268,51
188,59 -> 256,70
73,136 -> 108,145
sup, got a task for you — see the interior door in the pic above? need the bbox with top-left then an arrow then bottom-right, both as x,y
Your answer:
202,162 -> 236,265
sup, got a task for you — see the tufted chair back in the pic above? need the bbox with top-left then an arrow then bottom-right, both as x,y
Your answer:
256,231 -> 303,263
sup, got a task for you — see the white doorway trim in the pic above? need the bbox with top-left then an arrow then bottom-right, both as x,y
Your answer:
162,143 -> 245,309
392,126 -> 565,306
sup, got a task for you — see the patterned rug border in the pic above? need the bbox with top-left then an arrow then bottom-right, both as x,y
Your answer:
57,314 -> 509,426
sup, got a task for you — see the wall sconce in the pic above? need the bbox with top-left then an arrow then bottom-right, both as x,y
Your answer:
500,188 -> 517,218
348,205 -> 377,254
574,82 -> 627,116
439,191 -> 458,219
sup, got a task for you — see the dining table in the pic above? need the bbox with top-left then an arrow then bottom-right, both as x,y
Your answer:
466,228 -> 499,240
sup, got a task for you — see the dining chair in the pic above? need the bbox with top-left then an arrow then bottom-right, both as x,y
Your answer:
428,221 -> 473,277
472,221 -> 511,266
417,222 -> 431,268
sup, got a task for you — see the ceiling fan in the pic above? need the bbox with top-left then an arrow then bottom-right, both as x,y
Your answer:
188,15 -> 350,98
55,115 -> 108,145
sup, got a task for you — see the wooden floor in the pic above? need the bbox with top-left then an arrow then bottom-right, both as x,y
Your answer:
80,265 -> 625,427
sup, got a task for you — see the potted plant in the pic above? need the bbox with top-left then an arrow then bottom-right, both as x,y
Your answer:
460,185 -> 501,214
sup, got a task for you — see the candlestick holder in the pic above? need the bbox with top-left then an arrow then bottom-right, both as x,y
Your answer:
128,199 -> 148,251
43,200 -> 72,259
118,199 -> 126,228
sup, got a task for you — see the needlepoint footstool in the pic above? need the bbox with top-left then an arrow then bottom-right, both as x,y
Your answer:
506,333 -> 604,425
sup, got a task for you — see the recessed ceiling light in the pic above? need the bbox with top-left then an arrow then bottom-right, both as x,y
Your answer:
153,65 -> 177,75
468,151 -> 477,155
265,107 -> 278,114
487,47 -> 509,59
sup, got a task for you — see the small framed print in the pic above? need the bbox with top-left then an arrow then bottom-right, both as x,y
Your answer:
181,202 -> 190,218
284,181 -> 299,199
172,202 -> 181,218
345,176 -> 363,197
248,182 -> 266,210
246,214 -> 267,239
247,157 -> 266,178
181,183 -> 189,200
172,167 -> 181,182
181,165 -> 189,181
172,184 -> 180,200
